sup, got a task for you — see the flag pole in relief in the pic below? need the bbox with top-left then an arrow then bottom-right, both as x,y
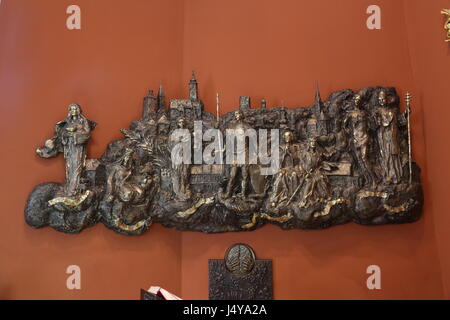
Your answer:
216,92 -> 224,164
405,92 -> 412,184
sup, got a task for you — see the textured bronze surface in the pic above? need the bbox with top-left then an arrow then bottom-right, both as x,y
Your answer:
209,244 -> 272,300
224,243 -> 256,276
441,9 -> 450,42
25,74 -> 423,235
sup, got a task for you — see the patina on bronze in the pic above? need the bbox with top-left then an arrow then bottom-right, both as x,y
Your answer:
209,244 -> 272,300
25,74 -> 423,235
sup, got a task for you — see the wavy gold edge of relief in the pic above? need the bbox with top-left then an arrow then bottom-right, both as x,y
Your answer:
177,197 -> 215,217
48,190 -> 91,207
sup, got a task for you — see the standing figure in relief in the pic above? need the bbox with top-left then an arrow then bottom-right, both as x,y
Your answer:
36,104 -> 96,196
224,111 -> 252,199
375,90 -> 404,184
170,118 -> 192,201
344,93 -> 376,187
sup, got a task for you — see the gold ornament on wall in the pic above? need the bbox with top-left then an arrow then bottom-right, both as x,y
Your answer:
441,9 -> 450,42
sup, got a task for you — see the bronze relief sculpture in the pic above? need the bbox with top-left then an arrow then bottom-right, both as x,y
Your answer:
25,74 -> 423,235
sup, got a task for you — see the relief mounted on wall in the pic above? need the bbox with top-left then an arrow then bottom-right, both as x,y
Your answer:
209,243 -> 272,300
25,73 -> 423,235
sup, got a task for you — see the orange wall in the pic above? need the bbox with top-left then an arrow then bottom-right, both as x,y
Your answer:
0,0 -> 184,299
403,0 -> 450,298
180,0 -> 444,299
0,0 -> 447,299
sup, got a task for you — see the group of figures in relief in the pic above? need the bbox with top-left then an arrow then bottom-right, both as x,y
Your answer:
25,74 -> 423,235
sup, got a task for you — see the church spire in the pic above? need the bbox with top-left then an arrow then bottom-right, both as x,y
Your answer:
314,81 -> 325,116
314,82 -> 328,135
189,70 -> 198,101
315,82 -> 322,110
157,84 -> 166,111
